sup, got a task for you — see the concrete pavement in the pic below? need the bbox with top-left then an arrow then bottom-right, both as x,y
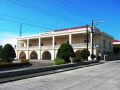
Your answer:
0,60 -> 103,83
0,60 -> 120,90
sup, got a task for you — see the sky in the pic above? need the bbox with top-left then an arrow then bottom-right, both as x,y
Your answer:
0,0 -> 120,45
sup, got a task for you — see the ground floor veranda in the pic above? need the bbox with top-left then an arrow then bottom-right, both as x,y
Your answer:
17,48 -> 102,61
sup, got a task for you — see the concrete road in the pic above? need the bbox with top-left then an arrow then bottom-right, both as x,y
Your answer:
0,60 -> 120,90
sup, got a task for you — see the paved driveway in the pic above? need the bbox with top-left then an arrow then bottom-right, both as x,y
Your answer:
0,60 -> 54,71
29,60 -> 54,68
0,60 -> 120,90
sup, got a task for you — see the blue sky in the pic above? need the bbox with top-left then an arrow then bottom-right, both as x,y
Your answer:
0,0 -> 120,45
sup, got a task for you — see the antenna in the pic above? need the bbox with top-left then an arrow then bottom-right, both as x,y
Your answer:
20,24 -> 22,37
56,20 -> 58,30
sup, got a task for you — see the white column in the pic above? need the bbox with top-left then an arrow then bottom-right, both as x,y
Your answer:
38,37 -> 41,60
52,36 -> 55,60
53,36 -> 55,49
27,39 -> 29,59
16,39 -> 19,59
27,39 -> 29,50
69,34 -> 72,45
39,37 -> 41,49
37,51 -> 40,60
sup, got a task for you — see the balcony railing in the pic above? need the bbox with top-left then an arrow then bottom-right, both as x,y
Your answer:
17,43 -> 100,50
72,43 -> 91,48
29,46 -> 39,50
17,47 -> 27,50
41,45 -> 53,49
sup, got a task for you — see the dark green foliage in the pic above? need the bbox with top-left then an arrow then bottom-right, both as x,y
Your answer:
57,43 -> 75,62
91,54 -> 96,60
0,44 -> 16,62
0,45 -> 2,51
113,47 -> 120,53
54,58 -> 65,65
81,49 -> 90,60
72,58 -> 81,62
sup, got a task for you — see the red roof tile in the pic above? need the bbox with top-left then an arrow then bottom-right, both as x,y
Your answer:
113,40 -> 120,42
54,25 -> 91,32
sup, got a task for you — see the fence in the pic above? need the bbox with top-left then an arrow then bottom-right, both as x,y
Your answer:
106,53 -> 120,61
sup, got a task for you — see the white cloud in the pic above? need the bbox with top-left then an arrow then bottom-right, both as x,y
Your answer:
0,32 -> 19,46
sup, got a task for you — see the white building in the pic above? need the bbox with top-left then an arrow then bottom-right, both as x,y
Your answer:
16,25 -> 114,60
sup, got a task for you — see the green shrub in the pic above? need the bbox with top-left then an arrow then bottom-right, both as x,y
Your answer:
91,54 -> 96,60
57,43 -> 75,62
0,44 -> 16,62
81,49 -> 90,60
81,59 -> 87,62
0,60 -> 8,64
72,58 -> 81,62
54,58 -> 65,65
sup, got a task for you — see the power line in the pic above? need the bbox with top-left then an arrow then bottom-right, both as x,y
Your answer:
65,0 -> 115,35
20,24 -> 22,37
7,0 -> 84,25
0,17 -> 54,30
0,13 -> 57,28
45,0 -> 114,35
45,0 -> 93,20
0,29 -> 19,33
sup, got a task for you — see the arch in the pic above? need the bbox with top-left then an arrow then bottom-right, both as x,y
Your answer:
19,51 -> 26,59
42,51 -> 51,60
75,50 -> 81,59
30,51 -> 38,59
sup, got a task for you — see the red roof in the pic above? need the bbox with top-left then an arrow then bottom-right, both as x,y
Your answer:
113,40 -> 120,42
54,25 -> 91,32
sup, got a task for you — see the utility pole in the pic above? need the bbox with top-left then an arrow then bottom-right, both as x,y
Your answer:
91,20 -> 94,60
20,24 -> 22,37
86,24 -> 88,61
91,20 -> 105,60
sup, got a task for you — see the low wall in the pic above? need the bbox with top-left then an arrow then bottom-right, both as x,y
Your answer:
106,54 -> 120,61
0,60 -> 99,78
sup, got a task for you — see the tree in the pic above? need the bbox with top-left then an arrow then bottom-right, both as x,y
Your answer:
57,43 -> 75,62
113,47 -> 120,53
81,49 -> 90,60
0,44 -> 16,62
0,45 -> 2,51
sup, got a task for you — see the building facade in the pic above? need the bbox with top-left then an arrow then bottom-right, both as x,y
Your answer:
16,26 -> 114,60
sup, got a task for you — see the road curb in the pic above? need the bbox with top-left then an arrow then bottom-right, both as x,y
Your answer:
0,61 -> 105,84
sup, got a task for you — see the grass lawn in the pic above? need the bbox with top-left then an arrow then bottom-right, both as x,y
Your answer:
0,60 -> 9,64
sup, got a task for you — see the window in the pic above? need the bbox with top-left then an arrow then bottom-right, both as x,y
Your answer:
41,43 -> 43,46
55,42 -> 56,45
103,39 -> 106,49
109,41 -> 111,50
84,37 -> 89,43
29,44 -> 32,47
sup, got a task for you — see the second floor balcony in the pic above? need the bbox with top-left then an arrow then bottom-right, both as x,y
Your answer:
17,43 -> 100,50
